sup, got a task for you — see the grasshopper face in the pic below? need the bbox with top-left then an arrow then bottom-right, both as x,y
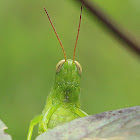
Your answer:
55,59 -> 81,87
54,59 -> 82,103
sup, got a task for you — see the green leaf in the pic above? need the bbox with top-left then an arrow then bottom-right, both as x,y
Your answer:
36,106 -> 140,140
0,120 -> 12,140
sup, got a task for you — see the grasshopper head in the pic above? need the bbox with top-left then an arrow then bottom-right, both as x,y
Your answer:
56,59 -> 82,75
55,59 -> 82,86
54,59 -> 82,104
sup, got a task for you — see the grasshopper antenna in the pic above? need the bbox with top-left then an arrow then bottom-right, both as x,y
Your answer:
73,6 -> 82,62
44,7 -> 67,61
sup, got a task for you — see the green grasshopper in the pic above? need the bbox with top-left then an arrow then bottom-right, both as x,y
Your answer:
27,5 -> 88,140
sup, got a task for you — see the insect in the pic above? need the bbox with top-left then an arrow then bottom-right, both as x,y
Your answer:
27,5 -> 88,140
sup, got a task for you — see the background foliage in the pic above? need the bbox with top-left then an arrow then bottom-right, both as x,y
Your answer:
0,0 -> 140,139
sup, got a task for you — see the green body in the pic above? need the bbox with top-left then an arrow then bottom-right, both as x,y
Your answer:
27,59 -> 88,140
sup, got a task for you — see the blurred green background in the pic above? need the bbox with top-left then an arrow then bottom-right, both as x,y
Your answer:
0,0 -> 140,139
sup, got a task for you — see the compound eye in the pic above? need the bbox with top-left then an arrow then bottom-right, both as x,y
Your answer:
74,61 -> 82,75
56,60 -> 65,73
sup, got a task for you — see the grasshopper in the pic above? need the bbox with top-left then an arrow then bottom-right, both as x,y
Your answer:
27,5 -> 88,140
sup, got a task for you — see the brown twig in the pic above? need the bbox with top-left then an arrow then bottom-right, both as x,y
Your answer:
78,0 -> 140,56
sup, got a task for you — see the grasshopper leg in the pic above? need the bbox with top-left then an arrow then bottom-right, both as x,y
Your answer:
74,108 -> 88,117
40,103 -> 60,132
27,115 -> 43,140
